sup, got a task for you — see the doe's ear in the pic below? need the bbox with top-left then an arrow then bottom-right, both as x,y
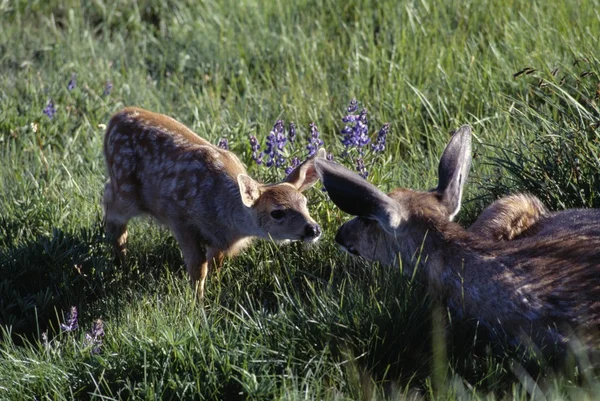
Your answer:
314,158 -> 404,234
284,148 -> 326,192
237,174 -> 261,207
435,125 -> 472,220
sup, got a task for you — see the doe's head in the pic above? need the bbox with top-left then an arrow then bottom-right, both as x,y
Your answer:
315,125 -> 472,268
237,148 -> 326,243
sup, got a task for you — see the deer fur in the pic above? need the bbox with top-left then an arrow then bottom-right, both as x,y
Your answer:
315,125 -> 600,356
469,193 -> 549,241
103,107 -> 325,298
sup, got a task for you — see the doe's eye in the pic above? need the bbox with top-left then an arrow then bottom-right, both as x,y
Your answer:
270,210 -> 285,219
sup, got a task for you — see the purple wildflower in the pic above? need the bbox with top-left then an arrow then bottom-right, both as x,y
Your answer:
326,152 -> 334,161
84,319 -> 105,354
249,134 -> 263,164
43,99 -> 56,119
288,122 -> 296,143
60,306 -> 79,332
347,98 -> 358,113
306,122 -> 324,157
371,123 -> 390,152
264,120 -> 286,168
218,137 -> 229,150
103,81 -> 113,96
67,73 -> 77,91
285,156 -> 301,176
341,106 -> 370,150
355,157 -> 368,179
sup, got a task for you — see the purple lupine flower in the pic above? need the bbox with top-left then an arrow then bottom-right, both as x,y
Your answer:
341,106 -> 370,150
60,306 -> 79,332
249,134 -> 263,164
67,73 -> 77,91
264,120 -> 286,168
306,122 -> 324,157
347,98 -> 358,113
84,319 -> 105,354
43,99 -> 56,119
326,152 -> 334,161
285,156 -> 301,176
371,123 -> 390,152
103,81 -> 113,96
218,137 -> 229,150
288,122 -> 296,143
275,121 -> 287,150
355,157 -> 368,179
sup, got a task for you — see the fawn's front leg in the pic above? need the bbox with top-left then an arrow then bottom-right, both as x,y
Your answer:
173,228 -> 207,295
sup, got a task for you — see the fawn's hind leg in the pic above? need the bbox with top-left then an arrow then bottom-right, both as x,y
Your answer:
103,181 -> 140,265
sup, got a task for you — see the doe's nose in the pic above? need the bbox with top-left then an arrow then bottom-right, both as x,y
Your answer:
304,223 -> 321,239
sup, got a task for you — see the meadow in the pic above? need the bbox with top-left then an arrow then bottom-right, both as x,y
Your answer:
1,0 -> 599,399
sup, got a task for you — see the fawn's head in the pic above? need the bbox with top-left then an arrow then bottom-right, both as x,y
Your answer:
315,126 -> 472,269
237,149 -> 327,243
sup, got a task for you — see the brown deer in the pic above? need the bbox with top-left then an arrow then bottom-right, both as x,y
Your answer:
103,107 -> 325,298
314,125 -> 600,356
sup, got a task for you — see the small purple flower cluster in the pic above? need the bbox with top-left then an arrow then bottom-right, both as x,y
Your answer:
67,73 -> 77,91
249,120 -> 317,174
60,306 -> 79,332
288,122 -> 296,143
371,123 -> 390,152
249,134 -> 263,164
355,157 -> 368,179
247,100 -> 389,183
306,122 -> 324,157
58,306 -> 105,354
42,75 -> 115,119
341,101 -> 370,150
264,120 -> 286,168
84,319 -> 105,354
285,156 -> 301,175
218,137 -> 229,150
43,99 -> 56,119
338,99 -> 390,179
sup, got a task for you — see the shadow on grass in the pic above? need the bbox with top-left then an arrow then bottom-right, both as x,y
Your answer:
0,219 -> 184,344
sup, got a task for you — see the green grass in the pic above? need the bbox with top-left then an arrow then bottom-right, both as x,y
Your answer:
1,0 -> 599,399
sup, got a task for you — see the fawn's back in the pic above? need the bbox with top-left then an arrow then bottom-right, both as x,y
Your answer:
104,107 -> 247,237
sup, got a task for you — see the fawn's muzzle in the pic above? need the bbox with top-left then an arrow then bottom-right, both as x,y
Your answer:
304,223 -> 321,240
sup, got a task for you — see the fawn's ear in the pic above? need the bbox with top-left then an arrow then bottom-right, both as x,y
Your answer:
314,158 -> 403,234
284,148 -> 327,192
435,125 -> 472,221
237,174 -> 261,207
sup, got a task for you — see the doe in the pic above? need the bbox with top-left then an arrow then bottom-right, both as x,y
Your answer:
315,126 -> 600,356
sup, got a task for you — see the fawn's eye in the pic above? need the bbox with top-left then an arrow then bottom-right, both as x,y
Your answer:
270,210 -> 285,220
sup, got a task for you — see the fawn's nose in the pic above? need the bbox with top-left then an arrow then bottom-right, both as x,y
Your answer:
304,223 -> 321,239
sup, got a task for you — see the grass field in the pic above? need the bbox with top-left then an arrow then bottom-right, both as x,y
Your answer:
1,0 -> 600,399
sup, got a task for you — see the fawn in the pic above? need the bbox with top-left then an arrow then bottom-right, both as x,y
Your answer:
103,107 -> 325,298
315,125 -> 600,356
